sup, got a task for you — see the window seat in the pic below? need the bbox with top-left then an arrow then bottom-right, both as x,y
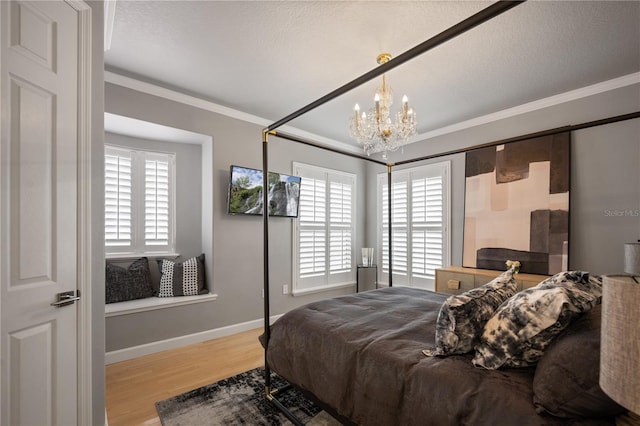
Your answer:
105,293 -> 218,317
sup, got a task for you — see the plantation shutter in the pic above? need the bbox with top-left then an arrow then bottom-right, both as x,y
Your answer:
294,163 -> 356,292
378,162 -> 449,290
105,147 -> 132,247
329,179 -> 352,274
299,176 -> 326,278
381,176 -> 409,286
144,153 -> 172,247
105,145 -> 175,255
411,173 -> 444,283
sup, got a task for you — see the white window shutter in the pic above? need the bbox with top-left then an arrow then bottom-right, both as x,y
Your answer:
105,146 -> 175,255
299,177 -> 326,278
381,179 -> 408,276
294,163 -> 356,291
378,162 -> 449,289
411,175 -> 444,280
105,149 -> 132,247
144,156 -> 171,246
329,181 -> 351,274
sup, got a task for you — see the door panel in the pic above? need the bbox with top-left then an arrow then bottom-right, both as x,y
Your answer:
1,1 -> 80,425
11,76 -> 54,285
10,323 -> 54,426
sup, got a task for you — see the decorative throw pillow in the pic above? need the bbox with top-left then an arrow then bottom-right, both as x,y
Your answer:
472,271 -> 602,369
532,305 -> 625,419
105,257 -> 154,304
424,269 -> 517,356
158,254 -> 206,297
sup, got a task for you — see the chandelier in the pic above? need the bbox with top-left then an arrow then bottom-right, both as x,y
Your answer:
349,53 -> 417,159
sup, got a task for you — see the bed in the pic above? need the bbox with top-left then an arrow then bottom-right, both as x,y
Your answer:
264,286 -> 623,425
258,2 -> 637,424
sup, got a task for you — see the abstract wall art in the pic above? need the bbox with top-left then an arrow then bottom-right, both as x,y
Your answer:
462,133 -> 570,275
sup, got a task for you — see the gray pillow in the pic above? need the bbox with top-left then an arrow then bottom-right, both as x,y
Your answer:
424,269 -> 517,356
473,271 -> 602,369
533,304 -> 625,419
105,257 -> 154,303
158,254 -> 206,297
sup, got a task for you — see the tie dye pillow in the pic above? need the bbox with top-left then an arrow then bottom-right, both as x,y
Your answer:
423,269 -> 517,356
473,271 -> 602,369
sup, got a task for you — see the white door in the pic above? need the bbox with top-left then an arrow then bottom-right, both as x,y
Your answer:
1,1 -> 83,424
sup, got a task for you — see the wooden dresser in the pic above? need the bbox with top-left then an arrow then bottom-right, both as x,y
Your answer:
435,266 -> 549,296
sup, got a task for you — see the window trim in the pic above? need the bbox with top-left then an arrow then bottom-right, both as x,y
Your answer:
293,162 -> 357,294
377,161 -> 451,290
105,144 -> 177,256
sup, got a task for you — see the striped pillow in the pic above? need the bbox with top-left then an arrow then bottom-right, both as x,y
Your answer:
158,254 -> 206,297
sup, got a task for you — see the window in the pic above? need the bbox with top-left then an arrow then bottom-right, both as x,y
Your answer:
293,163 -> 356,293
378,161 -> 450,290
105,145 -> 176,255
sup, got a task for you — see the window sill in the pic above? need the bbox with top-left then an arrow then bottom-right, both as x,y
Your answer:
291,282 -> 354,297
105,293 -> 218,317
105,253 -> 180,261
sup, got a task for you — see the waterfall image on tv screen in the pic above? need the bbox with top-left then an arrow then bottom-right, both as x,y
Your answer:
227,165 -> 301,217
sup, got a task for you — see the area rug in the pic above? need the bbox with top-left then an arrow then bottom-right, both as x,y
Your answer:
155,367 -> 340,425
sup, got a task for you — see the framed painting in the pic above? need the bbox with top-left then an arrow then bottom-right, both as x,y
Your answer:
462,133 -> 570,275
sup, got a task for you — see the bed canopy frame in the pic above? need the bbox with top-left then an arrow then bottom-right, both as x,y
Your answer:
259,1 -> 640,423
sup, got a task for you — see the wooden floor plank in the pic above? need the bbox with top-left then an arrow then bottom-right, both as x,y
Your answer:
106,328 -> 265,426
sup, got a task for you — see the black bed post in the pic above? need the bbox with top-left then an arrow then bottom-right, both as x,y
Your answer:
387,164 -> 393,288
262,130 -> 272,395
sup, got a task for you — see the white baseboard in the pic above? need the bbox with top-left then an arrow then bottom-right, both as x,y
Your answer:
105,315 -> 282,365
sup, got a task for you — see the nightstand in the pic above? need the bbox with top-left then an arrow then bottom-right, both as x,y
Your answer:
356,264 -> 377,292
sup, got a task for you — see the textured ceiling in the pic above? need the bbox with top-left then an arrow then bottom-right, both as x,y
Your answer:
105,1 -> 640,147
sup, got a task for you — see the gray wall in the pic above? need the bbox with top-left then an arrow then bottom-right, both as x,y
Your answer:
104,83 -> 368,351
104,132 -> 203,260
366,83 -> 640,276
105,80 -> 639,352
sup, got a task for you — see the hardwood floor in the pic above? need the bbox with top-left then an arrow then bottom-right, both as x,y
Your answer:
105,328 -> 265,426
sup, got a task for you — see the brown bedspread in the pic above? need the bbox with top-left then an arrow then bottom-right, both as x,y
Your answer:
266,287 -> 609,426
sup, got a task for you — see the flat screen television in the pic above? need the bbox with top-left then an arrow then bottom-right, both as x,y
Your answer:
227,165 -> 302,217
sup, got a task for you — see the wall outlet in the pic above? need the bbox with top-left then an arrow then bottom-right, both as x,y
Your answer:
282,284 -> 289,295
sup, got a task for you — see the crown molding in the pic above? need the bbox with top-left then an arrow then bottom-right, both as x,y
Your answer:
411,72 -> 640,143
105,70 -> 639,151
103,1 -> 116,51
105,70 -> 270,126
104,71 -> 362,154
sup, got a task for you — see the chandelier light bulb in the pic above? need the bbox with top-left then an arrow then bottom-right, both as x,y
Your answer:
348,53 -> 417,159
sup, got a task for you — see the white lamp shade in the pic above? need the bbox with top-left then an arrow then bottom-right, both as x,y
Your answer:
600,275 -> 640,413
624,243 -> 640,275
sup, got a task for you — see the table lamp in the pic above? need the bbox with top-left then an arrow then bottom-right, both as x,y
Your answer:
600,244 -> 640,424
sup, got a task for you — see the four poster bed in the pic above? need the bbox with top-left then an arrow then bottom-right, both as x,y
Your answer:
259,1 -> 638,425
